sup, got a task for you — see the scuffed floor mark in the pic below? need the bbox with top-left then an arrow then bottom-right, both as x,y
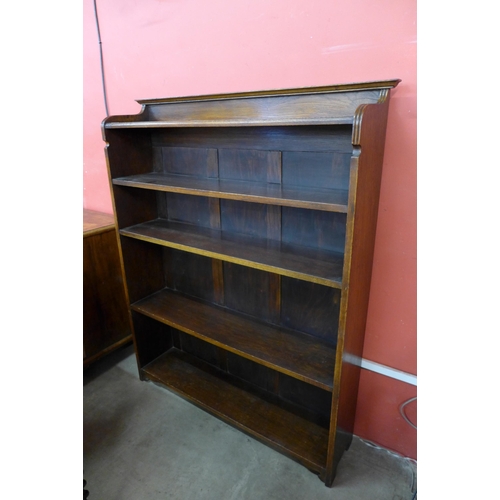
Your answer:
226,447 -> 260,500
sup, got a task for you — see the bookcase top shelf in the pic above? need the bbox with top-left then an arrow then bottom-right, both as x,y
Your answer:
102,80 -> 400,132
135,79 -> 401,105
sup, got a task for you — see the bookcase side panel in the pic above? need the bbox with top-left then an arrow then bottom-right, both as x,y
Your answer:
324,99 -> 392,486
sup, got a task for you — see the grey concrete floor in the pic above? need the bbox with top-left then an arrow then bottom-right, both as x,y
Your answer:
84,344 -> 416,500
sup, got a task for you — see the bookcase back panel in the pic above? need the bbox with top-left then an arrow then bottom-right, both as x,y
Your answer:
162,146 -> 218,177
281,277 -> 340,344
222,263 -> 280,324
225,352 -> 333,427
178,332 -> 227,371
278,372 -> 332,428
172,329 -> 332,427
165,193 -> 216,229
220,199 -> 278,240
282,207 -> 346,254
160,249 -> 339,345
226,352 -> 277,394
159,192 -> 347,255
219,148 -> 281,183
282,151 -> 351,191
145,89 -> 381,125
151,126 -> 353,155
163,248 -> 221,305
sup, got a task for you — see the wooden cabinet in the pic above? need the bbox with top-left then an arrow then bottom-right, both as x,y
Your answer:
83,209 -> 132,367
102,80 -> 400,487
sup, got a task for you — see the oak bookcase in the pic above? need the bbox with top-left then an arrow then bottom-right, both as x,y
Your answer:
102,80 -> 400,487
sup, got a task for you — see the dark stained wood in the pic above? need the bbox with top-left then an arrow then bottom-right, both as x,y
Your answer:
268,273 -> 281,325
163,248 -> 217,303
219,148 -> 281,183
282,151 -> 351,191
102,80 -> 400,487
281,277 -> 341,344
151,126 -> 354,153
324,94 -> 394,487
120,218 -> 344,288
220,199 -> 270,239
119,236 -> 165,304
83,210 -> 132,367
132,288 -> 337,390
211,258 -> 225,306
103,128 -> 152,179
281,207 -> 347,254
226,352 -> 280,396
131,312 -> 173,372
136,79 -> 401,105
112,185 -> 158,230
266,204 -> 281,241
105,83 -> 398,128
209,197 -> 221,230
278,373 -> 333,429
141,348 -> 329,473
223,263 -> 275,323
113,172 -> 348,212
163,146 -> 218,177
177,331 -> 226,371
165,192 -> 214,228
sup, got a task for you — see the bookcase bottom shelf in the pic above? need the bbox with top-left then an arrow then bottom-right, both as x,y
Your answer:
141,348 -> 329,474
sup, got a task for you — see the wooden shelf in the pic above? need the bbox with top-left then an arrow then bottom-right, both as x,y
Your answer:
142,348 -> 329,474
104,117 -> 354,129
132,289 -> 336,391
120,219 -> 344,289
113,173 -> 349,213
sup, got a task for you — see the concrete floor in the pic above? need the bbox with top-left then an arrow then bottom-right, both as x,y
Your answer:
84,344 -> 416,500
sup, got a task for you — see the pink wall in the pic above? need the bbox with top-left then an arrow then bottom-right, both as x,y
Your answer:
84,0 -> 417,459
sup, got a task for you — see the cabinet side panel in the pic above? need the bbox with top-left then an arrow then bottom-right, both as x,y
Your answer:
105,129 -> 153,178
113,185 -> 158,229
83,229 -> 132,360
338,103 -> 391,436
325,99 -> 391,486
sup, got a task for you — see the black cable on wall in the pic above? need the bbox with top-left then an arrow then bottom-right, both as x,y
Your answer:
93,0 -> 109,116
